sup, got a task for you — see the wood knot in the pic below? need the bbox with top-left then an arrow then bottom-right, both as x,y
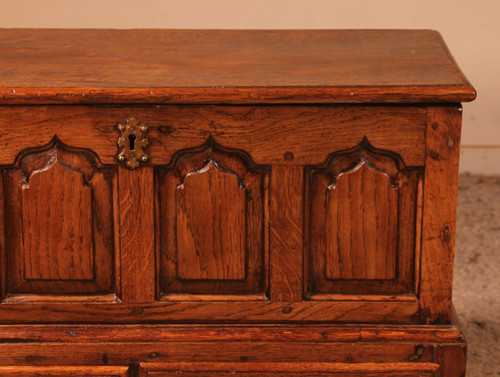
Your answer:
431,122 -> 439,130
284,152 -> 294,161
282,306 -> 292,314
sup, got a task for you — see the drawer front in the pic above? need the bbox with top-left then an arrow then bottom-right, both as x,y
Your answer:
139,363 -> 439,377
0,105 -> 460,324
0,366 -> 129,377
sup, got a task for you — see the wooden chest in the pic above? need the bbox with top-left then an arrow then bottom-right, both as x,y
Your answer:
0,29 -> 475,376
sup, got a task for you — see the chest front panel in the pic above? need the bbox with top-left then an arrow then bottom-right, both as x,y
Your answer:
0,104 -> 459,324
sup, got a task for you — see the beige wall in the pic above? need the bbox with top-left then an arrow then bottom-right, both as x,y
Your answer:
1,0 -> 498,172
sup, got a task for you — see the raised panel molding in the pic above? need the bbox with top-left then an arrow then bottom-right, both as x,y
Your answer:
157,137 -> 269,299
306,137 -> 423,298
0,136 -> 118,301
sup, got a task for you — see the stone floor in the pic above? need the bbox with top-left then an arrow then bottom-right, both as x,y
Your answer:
453,174 -> 500,376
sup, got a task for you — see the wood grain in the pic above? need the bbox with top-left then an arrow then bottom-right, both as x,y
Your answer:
434,345 -> 467,377
157,140 -> 269,298
140,362 -> 440,377
2,139 -> 116,298
119,166 -> 155,303
306,140 -> 422,296
0,105 -> 428,167
21,161 -> 94,281
270,166 -> 303,302
326,164 -> 398,280
419,106 -> 463,324
0,300 -> 419,323
0,366 -> 129,377
0,324 -> 465,377
0,29 -> 474,374
0,324 -> 465,376
0,170 -> 6,299
176,163 -> 246,280
0,342 -> 433,365
0,29 -> 475,104
0,324 -> 466,343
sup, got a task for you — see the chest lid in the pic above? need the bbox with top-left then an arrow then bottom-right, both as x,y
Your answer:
0,29 -> 475,104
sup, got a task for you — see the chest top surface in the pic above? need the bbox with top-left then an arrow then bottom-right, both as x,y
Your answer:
0,29 -> 475,104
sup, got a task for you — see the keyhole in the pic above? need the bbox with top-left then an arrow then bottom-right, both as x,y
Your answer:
128,134 -> 136,151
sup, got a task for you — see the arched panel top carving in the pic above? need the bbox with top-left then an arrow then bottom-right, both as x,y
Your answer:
314,137 -> 408,188
166,136 -> 269,187
12,135 -> 104,186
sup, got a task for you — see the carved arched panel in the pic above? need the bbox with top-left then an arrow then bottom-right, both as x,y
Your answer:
2,137 -> 117,300
306,138 -> 422,297
157,138 -> 269,299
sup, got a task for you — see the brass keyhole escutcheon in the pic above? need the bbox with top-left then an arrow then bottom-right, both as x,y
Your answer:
117,117 -> 149,169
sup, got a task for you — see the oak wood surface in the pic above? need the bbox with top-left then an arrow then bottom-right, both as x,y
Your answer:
0,325 -> 464,362
270,166 -> 303,301
0,104 -> 465,325
176,165 -> 246,280
119,167 -> 155,303
2,138 -> 116,299
305,140 -> 422,297
325,164 -> 398,280
139,362 -> 440,377
157,140 -> 269,298
0,325 -> 465,376
0,29 -> 473,375
0,300 -> 419,323
419,106 -> 463,324
0,105 -> 428,166
0,29 -> 475,104
0,324 -> 466,343
21,162 -> 94,281
0,342 -> 433,365
434,345 -> 467,377
0,104 -> 460,323
0,170 -> 5,299
0,366 -> 129,377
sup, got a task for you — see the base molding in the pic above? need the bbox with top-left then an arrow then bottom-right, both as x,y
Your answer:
0,324 -> 466,377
